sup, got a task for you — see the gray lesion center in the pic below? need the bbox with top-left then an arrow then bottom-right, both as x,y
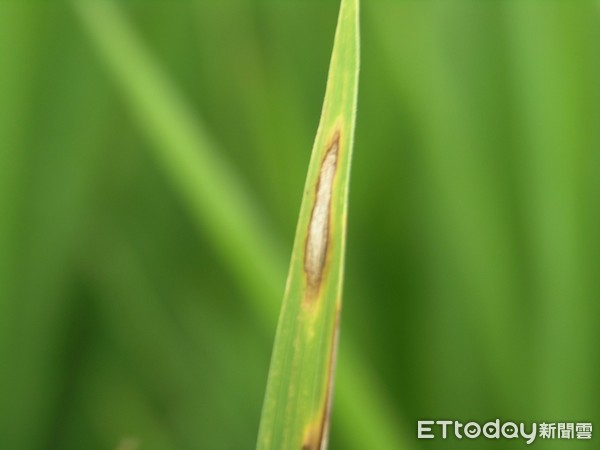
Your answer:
304,135 -> 339,291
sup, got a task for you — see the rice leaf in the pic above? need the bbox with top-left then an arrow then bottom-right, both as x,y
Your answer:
256,1 -> 360,449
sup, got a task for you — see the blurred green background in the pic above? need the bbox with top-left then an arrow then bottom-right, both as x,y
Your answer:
1,1 -> 598,449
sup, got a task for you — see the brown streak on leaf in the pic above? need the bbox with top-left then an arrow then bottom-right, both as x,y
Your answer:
301,310 -> 341,450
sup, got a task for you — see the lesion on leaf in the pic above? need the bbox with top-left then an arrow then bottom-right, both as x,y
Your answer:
303,129 -> 341,302
301,308 -> 340,450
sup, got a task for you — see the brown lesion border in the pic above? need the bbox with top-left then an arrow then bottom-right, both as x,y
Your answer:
303,129 -> 342,303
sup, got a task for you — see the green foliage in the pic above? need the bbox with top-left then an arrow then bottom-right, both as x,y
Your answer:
0,1 -> 598,450
256,0 -> 359,449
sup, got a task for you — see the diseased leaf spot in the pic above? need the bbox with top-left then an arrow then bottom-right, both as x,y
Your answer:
304,132 -> 340,295
301,311 -> 341,450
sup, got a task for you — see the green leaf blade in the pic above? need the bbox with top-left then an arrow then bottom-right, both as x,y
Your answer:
256,1 -> 360,449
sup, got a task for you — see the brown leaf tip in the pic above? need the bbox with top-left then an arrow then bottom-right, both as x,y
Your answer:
304,131 -> 340,296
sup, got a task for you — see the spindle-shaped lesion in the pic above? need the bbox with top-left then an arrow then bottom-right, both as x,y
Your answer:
304,131 -> 341,300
